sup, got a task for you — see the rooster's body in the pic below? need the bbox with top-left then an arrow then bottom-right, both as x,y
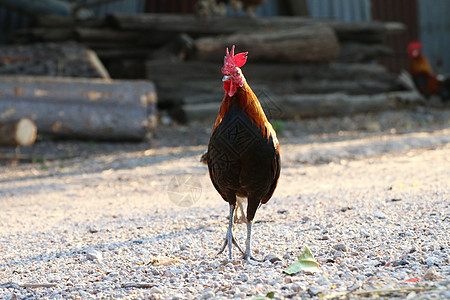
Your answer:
204,46 -> 280,260
408,41 -> 450,101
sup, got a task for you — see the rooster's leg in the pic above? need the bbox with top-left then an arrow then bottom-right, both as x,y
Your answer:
217,204 -> 244,259
242,220 -> 263,262
243,221 -> 252,261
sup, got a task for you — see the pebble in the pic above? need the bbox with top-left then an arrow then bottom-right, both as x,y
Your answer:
201,288 -> 215,299
86,250 -> 102,261
423,267 -> 442,280
425,257 -> 441,266
264,254 -> 282,263
333,243 -> 347,252
237,273 -> 249,282
149,287 -> 163,294
315,275 -> 330,286
291,282 -> 304,292
374,211 -> 386,219
308,286 -> 324,295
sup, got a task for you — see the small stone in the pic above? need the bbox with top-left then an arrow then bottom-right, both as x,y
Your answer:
361,231 -> 370,238
291,282 -> 304,292
308,285 -> 324,295
333,243 -> 347,252
374,211 -> 386,219
315,275 -> 330,286
423,267 -> 442,281
406,291 -> 417,299
392,259 -> 409,267
264,254 -> 282,264
237,273 -> 249,282
170,294 -> 183,300
86,250 -> 102,261
88,226 -> 98,233
201,288 -> 215,299
149,287 -> 163,294
425,257 -> 440,266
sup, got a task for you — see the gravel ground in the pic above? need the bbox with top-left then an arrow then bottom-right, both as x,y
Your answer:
0,109 -> 449,299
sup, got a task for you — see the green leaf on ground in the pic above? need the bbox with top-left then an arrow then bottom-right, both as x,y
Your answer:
284,246 -> 320,275
250,291 -> 275,300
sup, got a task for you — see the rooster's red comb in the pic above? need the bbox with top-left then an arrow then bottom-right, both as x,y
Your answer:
408,41 -> 422,52
222,45 -> 248,75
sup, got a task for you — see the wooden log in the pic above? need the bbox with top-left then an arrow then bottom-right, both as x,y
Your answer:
146,60 -> 397,110
107,13 -> 404,43
194,24 -> 339,63
337,42 -> 393,63
0,118 -> 37,146
146,61 -> 395,83
0,76 -> 157,140
180,91 -> 426,122
75,28 -> 141,43
277,91 -> 426,119
0,42 -> 110,78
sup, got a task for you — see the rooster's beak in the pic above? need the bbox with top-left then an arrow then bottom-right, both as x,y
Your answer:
222,75 -> 231,82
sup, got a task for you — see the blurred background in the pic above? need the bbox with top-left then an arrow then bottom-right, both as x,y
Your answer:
1,0 -> 448,74
0,0 -> 449,153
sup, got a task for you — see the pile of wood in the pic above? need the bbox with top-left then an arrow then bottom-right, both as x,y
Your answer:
147,60 -> 425,122
0,76 -> 157,141
8,13 -> 415,123
10,14 -> 401,65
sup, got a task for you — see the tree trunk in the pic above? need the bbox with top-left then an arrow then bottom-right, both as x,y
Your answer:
0,118 -> 37,146
0,76 -> 157,140
194,24 -> 339,63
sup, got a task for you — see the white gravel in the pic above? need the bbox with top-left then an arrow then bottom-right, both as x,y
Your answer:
0,126 -> 449,299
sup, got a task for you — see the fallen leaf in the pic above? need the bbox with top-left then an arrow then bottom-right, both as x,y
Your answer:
284,246 -> 320,275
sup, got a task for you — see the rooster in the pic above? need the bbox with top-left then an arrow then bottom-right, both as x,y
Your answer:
203,46 -> 280,261
408,41 -> 450,101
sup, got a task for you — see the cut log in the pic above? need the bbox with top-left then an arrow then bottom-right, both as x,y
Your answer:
107,13 -> 404,44
0,118 -> 37,146
277,91 -> 426,119
180,91 -> 425,122
337,42 -> 393,63
194,24 -> 339,63
0,76 -> 157,140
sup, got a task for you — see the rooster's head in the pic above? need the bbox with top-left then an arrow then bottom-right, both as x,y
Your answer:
408,41 -> 422,58
221,45 -> 248,97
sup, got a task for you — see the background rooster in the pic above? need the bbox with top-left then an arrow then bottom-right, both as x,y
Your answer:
203,46 -> 280,261
408,41 -> 450,102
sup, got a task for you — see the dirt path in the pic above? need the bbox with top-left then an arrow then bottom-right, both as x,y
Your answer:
0,110 -> 449,299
